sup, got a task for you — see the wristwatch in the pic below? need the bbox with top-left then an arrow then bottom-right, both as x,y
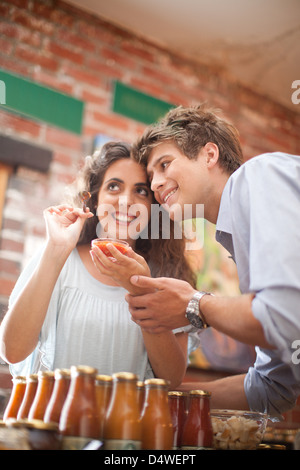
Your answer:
185,291 -> 212,329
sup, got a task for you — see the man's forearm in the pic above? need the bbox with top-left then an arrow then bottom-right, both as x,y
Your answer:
177,374 -> 249,410
127,276 -> 273,348
200,293 -> 274,349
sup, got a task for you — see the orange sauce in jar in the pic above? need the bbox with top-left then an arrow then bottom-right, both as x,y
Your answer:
181,390 -> 213,449
141,378 -> 173,450
3,376 -> 27,421
59,365 -> 99,450
28,371 -> 55,421
95,374 -> 112,439
104,372 -> 141,450
44,369 -> 71,424
17,374 -> 38,420
137,381 -> 145,416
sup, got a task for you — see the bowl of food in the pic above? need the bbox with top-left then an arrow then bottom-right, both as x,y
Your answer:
91,238 -> 129,260
211,409 -> 268,450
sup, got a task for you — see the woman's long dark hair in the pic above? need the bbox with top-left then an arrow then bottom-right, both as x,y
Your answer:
73,141 -> 196,287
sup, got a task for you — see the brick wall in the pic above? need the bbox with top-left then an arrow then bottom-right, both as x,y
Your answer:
0,0 -> 300,430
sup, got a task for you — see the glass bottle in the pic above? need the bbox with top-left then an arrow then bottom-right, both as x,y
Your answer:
141,378 -> 173,450
95,374 -> 112,439
137,381 -> 145,416
28,371 -> 55,421
103,372 -> 142,450
3,376 -> 27,421
168,391 -> 187,449
59,365 -> 99,450
17,374 -> 38,420
181,389 -> 213,450
44,369 -> 71,424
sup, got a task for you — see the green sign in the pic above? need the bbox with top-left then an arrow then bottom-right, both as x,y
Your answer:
112,81 -> 174,125
0,69 -> 84,134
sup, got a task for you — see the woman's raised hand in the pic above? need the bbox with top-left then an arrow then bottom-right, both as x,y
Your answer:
44,205 -> 93,252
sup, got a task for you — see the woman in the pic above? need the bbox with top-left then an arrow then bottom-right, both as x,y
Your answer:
0,142 -> 196,389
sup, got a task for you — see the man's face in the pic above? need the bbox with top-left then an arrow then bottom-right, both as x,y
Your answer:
147,142 -> 207,220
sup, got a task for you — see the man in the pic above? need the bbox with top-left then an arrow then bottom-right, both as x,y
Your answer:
127,104 -> 300,419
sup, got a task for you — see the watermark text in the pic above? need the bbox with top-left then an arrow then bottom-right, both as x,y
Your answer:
291,80 -> 300,105
291,340 -> 300,365
0,80 -> 6,105
95,202 -> 205,250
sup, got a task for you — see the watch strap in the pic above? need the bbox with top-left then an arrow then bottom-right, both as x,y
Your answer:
185,291 -> 212,329
194,291 -> 212,328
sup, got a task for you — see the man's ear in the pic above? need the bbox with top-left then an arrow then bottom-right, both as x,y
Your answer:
204,142 -> 219,168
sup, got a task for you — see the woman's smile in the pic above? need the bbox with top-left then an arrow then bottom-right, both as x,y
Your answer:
113,211 -> 138,225
97,159 -> 152,242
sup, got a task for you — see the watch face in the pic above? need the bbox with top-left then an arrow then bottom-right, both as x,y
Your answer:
186,310 -> 204,329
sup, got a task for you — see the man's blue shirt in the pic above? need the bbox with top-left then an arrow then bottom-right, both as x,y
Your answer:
216,152 -> 300,419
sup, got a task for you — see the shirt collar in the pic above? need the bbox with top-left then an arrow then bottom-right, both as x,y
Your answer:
216,177 -> 232,234
215,177 -> 235,259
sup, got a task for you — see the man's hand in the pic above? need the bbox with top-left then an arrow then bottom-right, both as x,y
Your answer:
126,276 -> 196,333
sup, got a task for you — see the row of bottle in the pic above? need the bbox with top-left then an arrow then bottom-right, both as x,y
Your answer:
3,366 -> 213,450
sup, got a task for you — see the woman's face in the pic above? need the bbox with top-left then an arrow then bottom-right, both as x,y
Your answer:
96,158 -> 153,244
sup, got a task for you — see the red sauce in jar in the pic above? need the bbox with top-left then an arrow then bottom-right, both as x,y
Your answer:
168,391 -> 187,449
91,238 -> 129,257
181,390 -> 213,450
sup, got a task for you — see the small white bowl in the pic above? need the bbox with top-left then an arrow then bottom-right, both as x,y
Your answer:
211,409 -> 268,450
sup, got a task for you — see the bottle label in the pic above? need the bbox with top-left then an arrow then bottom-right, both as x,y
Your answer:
104,439 -> 142,450
61,436 -> 92,450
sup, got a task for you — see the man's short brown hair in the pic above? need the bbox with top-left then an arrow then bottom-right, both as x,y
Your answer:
132,104 -> 243,174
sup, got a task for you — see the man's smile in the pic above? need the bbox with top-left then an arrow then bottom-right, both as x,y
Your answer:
161,187 -> 178,205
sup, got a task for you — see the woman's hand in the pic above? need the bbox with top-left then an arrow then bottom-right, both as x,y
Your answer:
44,205 -> 93,253
90,243 -> 153,295
0,204 -> 93,365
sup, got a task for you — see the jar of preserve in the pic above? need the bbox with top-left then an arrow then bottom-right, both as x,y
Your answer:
141,378 -> 173,450
104,372 -> 141,450
3,376 -> 26,421
17,374 -> 38,420
2,419 -> 31,450
44,369 -> 71,424
25,419 -> 61,450
59,365 -> 99,450
95,374 -> 112,439
181,390 -> 213,450
28,370 -> 55,421
168,391 -> 187,449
